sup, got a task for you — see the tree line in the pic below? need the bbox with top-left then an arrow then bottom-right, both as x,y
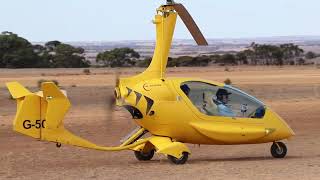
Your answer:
97,43 -> 318,68
1,32 -> 318,68
0,32 -> 90,68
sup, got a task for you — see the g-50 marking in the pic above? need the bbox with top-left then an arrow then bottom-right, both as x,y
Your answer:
23,120 -> 46,129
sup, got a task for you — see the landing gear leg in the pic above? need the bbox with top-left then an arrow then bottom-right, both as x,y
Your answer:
271,142 -> 287,158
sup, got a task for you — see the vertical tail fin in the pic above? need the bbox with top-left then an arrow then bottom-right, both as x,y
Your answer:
41,82 -> 70,129
6,82 -> 109,149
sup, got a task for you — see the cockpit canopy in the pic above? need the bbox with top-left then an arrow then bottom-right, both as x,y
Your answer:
180,81 -> 265,119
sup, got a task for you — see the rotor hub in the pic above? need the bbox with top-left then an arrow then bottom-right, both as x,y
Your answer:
166,0 -> 175,5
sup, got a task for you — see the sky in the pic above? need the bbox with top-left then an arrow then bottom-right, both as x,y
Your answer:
0,0 -> 320,42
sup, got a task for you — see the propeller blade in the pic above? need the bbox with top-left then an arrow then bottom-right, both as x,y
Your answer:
115,69 -> 120,88
173,3 -> 208,46
105,69 -> 120,124
105,91 -> 116,124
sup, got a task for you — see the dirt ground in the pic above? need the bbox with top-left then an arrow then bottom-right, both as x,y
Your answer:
0,66 -> 319,180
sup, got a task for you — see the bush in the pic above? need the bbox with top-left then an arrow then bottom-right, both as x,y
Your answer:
83,69 -> 91,75
224,78 -> 232,85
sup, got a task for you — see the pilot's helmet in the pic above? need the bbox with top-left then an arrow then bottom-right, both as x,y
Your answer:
216,88 -> 232,102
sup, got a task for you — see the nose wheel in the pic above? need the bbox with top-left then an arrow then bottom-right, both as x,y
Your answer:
271,142 -> 287,158
167,152 -> 189,165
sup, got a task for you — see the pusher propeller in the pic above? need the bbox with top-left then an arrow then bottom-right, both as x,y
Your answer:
104,69 -> 120,123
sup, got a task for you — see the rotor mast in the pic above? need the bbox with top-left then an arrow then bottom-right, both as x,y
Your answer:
150,5 -> 177,79
121,4 -> 177,86
120,1 -> 207,89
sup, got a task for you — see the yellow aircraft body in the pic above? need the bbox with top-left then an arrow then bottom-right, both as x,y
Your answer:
6,4 -> 294,164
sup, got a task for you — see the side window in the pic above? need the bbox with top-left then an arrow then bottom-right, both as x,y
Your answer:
180,82 -> 265,119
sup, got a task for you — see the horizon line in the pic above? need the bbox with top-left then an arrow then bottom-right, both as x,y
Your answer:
29,35 -> 320,44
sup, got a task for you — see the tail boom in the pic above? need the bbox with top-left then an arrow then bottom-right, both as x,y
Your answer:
7,82 -> 148,151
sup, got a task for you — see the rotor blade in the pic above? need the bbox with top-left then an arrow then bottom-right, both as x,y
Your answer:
173,3 -> 208,46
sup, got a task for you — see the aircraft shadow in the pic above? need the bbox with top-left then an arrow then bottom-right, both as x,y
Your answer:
187,155 -> 302,164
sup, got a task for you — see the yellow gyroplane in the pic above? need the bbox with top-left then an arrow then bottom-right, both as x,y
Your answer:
6,0 -> 294,164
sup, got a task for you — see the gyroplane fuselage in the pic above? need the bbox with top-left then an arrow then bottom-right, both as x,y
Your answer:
119,77 -> 294,146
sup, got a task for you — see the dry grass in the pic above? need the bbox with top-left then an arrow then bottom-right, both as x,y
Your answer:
0,66 -> 320,179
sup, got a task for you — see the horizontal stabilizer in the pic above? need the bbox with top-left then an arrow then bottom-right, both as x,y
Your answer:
6,82 -> 32,99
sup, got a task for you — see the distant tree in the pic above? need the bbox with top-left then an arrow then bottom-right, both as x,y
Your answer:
297,58 -> 305,65
167,57 -> 176,67
209,54 -> 221,63
280,43 -> 304,63
50,44 -> 90,68
32,44 -> 53,68
272,48 -> 284,65
45,41 -> 62,51
136,56 -> 152,67
242,49 -> 256,65
218,54 -> 236,65
192,56 -> 211,66
167,56 -> 210,67
251,44 -> 275,65
0,32 -> 90,68
96,48 -> 140,67
175,56 -> 193,67
236,52 -> 248,65
0,32 -> 40,68
305,51 -> 317,59
244,43 -> 303,65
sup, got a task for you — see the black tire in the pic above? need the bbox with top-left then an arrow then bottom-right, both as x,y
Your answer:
167,152 -> 189,165
271,142 -> 287,158
134,150 -> 155,161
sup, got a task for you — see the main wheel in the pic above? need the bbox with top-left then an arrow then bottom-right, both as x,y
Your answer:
134,150 -> 155,161
167,152 -> 189,165
271,142 -> 287,158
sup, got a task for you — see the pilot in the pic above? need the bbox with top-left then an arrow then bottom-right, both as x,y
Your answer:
180,84 -> 190,96
214,89 -> 236,117
202,91 -> 218,115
